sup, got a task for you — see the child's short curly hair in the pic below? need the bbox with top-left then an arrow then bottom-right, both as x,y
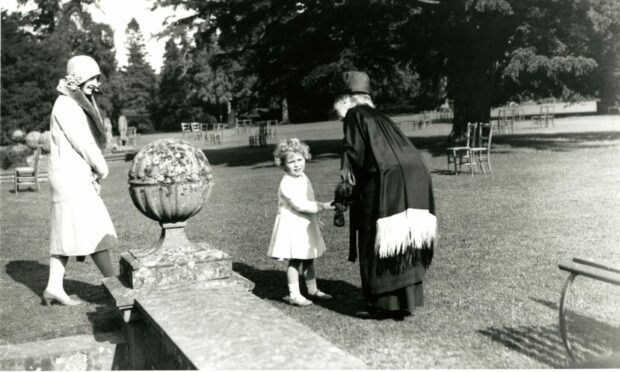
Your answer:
273,138 -> 312,167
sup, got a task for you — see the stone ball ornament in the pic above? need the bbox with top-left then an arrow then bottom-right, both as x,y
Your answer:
127,139 -> 214,259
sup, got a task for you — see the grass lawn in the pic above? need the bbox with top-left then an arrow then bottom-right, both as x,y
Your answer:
1,115 -> 619,368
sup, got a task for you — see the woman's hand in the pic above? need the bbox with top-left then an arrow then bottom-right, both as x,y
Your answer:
340,156 -> 356,185
340,169 -> 356,186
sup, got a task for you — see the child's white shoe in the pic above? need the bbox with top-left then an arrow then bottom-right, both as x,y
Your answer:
308,290 -> 332,300
285,295 -> 313,307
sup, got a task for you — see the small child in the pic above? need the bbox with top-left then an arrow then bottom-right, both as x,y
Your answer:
268,138 -> 335,306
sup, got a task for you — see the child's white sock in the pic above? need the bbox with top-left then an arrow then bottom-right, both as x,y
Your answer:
306,279 -> 318,295
288,282 -> 302,298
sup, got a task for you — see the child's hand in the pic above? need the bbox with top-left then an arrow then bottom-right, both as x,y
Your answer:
323,202 -> 335,211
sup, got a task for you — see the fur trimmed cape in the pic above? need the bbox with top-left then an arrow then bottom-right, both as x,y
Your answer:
342,105 -> 436,268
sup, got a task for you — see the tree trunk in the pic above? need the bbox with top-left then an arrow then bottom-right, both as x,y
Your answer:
449,33 -> 493,141
596,49 -> 619,113
281,97 -> 290,124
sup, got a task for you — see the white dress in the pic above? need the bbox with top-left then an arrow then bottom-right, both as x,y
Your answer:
48,95 -> 117,256
267,173 -> 327,260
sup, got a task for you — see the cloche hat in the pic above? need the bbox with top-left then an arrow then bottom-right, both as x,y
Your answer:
66,55 -> 101,85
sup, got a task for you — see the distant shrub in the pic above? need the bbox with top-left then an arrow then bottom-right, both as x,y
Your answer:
25,131 -> 41,150
0,147 -> 11,170
137,122 -> 155,134
6,144 -> 32,168
39,131 -> 51,154
11,130 -> 25,144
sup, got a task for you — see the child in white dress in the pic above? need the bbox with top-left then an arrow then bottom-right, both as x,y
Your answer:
268,138 -> 335,306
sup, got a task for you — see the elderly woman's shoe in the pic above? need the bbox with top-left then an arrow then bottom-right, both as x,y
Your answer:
42,290 -> 82,306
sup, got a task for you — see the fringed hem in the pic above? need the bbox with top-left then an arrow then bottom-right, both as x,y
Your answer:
375,208 -> 436,258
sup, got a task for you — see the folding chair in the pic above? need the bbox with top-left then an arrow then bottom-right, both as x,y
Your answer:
181,123 -> 191,138
470,122 -> 493,173
14,147 -> 42,193
190,122 -> 201,140
446,122 -> 478,175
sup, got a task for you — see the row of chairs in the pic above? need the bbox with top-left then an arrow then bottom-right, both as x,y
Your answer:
532,105 -> 555,128
446,122 -> 493,175
248,121 -> 277,147
181,123 -> 224,144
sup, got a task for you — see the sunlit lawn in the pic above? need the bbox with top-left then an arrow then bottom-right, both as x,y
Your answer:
1,116 -> 620,368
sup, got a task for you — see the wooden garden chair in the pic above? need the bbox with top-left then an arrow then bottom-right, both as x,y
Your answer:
190,122 -> 201,140
14,147 -> 42,194
180,123 -> 191,138
446,122 -> 478,175
470,122 -> 493,173
200,123 -> 209,141
127,126 -> 137,146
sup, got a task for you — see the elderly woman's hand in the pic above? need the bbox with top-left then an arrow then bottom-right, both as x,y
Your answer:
340,169 -> 356,186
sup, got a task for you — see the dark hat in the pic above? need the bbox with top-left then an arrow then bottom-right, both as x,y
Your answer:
338,71 -> 371,96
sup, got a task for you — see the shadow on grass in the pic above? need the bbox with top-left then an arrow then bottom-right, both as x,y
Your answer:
4,260 -> 120,339
233,261 -> 365,317
4,260 -> 112,306
199,131 -> 620,168
201,139 -> 342,167
479,297 -> 620,368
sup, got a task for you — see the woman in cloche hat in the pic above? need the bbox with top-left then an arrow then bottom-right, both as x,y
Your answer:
333,71 -> 437,319
44,55 -> 117,306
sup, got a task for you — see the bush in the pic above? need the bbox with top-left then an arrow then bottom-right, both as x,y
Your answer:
136,121 -> 155,134
25,131 -> 42,150
6,144 -> 32,169
39,131 -> 51,154
0,147 -> 11,170
11,130 -> 25,144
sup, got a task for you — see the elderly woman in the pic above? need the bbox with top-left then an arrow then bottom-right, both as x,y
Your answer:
334,71 -> 437,319
43,55 -> 117,306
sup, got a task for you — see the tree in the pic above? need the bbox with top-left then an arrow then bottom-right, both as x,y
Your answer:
154,37 -> 190,131
1,1 -> 118,144
155,0 -> 619,133
157,0 -> 422,122
120,18 -> 157,132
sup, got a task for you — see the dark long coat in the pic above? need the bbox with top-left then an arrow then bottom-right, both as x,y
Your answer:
342,105 -> 436,299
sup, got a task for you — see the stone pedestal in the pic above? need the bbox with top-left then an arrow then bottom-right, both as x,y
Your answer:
104,239 -> 254,370
119,240 -> 232,290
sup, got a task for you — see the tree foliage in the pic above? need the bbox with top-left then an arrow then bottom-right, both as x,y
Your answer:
118,18 -> 157,132
1,0 -> 117,144
156,0 -> 619,133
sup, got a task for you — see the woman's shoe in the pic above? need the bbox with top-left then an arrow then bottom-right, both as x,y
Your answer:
285,295 -> 313,307
308,290 -> 333,300
42,290 -> 82,306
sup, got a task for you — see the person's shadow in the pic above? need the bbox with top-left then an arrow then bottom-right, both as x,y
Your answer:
233,261 -> 365,318
5,260 -> 111,305
5,260 -> 119,336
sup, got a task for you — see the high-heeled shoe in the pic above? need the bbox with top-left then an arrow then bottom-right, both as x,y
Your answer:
42,290 -> 82,306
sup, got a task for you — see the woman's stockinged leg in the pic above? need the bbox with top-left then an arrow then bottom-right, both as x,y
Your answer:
43,255 -> 81,305
91,250 -> 115,278
46,255 -> 69,294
